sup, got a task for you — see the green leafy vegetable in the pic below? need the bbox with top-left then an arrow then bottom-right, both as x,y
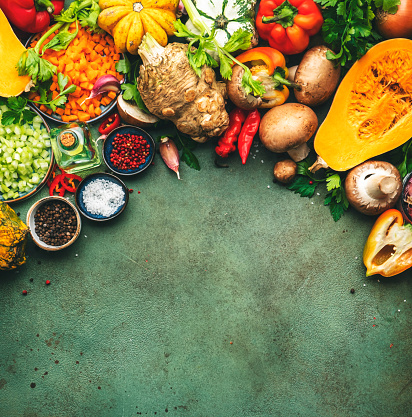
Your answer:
287,159 -> 349,221
17,0 -> 101,85
314,0 -> 400,67
0,97 -> 36,126
173,18 -> 265,97
115,54 -> 149,113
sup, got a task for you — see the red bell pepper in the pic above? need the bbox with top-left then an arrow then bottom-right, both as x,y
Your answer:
98,113 -> 121,135
256,0 -> 324,55
0,0 -> 64,33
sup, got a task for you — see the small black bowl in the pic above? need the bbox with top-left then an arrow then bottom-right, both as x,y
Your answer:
102,125 -> 155,176
75,173 -> 129,221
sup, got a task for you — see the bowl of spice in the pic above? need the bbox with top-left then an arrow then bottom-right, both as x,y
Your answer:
75,172 -> 129,221
102,125 -> 155,175
26,196 -> 81,251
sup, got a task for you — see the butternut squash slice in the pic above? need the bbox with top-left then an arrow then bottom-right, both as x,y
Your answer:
0,10 -> 33,97
314,39 -> 412,172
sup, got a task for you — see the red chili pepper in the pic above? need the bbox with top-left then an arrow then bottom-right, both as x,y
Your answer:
0,0 -> 62,33
238,109 -> 261,165
98,113 -> 121,135
49,174 -> 65,196
61,174 -> 81,193
215,108 -> 248,158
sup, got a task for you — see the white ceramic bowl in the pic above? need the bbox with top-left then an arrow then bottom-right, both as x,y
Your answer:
26,196 -> 82,251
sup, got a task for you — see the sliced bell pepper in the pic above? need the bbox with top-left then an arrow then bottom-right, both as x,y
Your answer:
235,47 -> 286,76
256,0 -> 324,55
98,113 -> 120,135
363,209 -> 412,277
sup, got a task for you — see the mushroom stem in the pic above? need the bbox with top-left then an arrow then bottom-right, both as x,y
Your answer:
287,142 -> 310,162
309,155 -> 329,172
364,174 -> 399,199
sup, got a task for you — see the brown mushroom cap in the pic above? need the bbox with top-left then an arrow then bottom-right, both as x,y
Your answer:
226,65 -> 261,111
274,159 -> 298,184
259,103 -> 318,161
344,160 -> 402,216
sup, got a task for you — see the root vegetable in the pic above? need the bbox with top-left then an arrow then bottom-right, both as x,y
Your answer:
293,46 -> 341,107
259,103 -> 318,162
116,95 -> 159,128
137,33 -> 229,143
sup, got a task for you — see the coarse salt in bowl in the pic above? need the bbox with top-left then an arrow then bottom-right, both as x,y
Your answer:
75,173 -> 129,221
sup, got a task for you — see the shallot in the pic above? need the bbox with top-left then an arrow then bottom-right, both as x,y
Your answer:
159,137 -> 180,180
81,75 -> 121,105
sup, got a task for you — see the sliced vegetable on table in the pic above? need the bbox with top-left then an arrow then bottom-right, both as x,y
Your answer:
256,0 -> 324,55
0,201 -> 29,271
313,38 -> 412,172
0,10 -> 34,98
363,209 -> 412,277
97,0 -> 180,54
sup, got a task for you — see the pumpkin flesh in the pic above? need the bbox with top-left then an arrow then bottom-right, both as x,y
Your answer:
0,10 -> 33,97
314,39 -> 412,172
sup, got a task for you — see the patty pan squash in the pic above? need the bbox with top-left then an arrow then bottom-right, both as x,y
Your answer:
98,0 -> 179,54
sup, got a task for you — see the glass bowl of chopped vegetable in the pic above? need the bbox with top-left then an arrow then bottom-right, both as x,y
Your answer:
102,125 -> 156,176
26,196 -> 82,251
0,104 -> 54,203
74,172 -> 129,221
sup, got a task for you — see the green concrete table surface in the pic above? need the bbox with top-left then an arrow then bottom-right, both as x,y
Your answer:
1,9 -> 412,417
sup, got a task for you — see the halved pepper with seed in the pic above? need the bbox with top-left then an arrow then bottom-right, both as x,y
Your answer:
363,209 -> 412,277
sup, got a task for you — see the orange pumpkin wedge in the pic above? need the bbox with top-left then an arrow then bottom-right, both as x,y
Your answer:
314,38 -> 412,172
0,9 -> 33,97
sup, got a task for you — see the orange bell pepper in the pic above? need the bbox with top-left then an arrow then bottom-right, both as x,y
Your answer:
233,46 -> 300,108
235,47 -> 286,76
363,209 -> 412,277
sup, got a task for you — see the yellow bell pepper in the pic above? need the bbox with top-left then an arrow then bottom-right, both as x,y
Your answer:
363,209 -> 412,277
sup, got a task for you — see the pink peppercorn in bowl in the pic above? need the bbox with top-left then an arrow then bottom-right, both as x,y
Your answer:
26,196 -> 82,251
102,125 -> 155,176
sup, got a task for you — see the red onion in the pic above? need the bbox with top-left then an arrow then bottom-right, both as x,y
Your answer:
159,137 -> 180,179
375,0 -> 412,39
81,75 -> 121,105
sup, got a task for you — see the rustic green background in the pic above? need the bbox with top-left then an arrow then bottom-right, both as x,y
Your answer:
1,2 -> 412,415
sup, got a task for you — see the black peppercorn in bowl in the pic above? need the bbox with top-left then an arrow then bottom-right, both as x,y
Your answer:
26,196 -> 82,251
102,125 -> 155,176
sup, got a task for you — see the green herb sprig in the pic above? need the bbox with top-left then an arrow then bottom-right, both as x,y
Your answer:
314,0 -> 400,67
115,54 -> 148,112
287,158 -> 349,221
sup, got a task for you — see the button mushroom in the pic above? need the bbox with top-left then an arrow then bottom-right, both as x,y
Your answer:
344,160 -> 402,216
273,159 -> 297,184
259,103 -> 318,162
226,65 -> 262,111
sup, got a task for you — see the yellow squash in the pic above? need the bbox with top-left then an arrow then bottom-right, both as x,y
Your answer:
0,10 -> 33,97
314,39 -> 412,172
98,0 -> 179,54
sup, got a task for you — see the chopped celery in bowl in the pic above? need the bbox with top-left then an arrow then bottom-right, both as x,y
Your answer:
0,105 -> 53,203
